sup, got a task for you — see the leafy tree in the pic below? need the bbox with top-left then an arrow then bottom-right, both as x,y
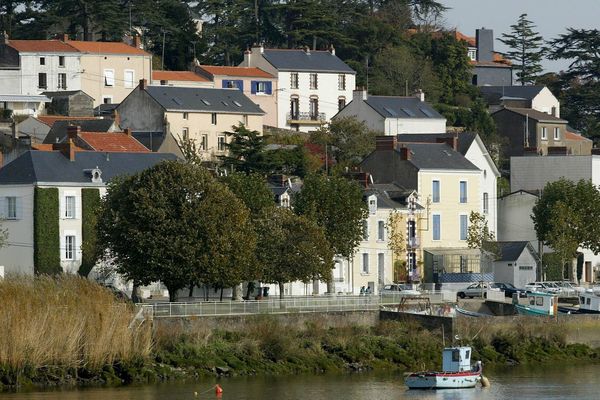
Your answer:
0,221 -> 7,249
255,207 -> 333,299
499,13 -> 545,85
96,161 -> 256,301
429,33 -> 472,103
386,211 -> 405,280
293,173 -> 368,292
547,28 -> 600,82
466,211 -> 499,259
220,172 -> 274,217
532,179 -> 600,283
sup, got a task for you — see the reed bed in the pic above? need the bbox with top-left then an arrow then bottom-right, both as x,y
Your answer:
0,275 -> 151,371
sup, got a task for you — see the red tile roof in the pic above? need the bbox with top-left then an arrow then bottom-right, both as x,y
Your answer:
565,131 -> 592,142
453,31 -> 476,47
8,40 -> 79,53
65,40 -> 149,55
36,116 -> 99,127
198,65 -> 274,78
79,132 -> 150,152
152,71 -> 209,82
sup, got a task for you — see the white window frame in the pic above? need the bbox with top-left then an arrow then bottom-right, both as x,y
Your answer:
64,234 -> 76,260
459,180 -> 467,203
483,192 -> 489,214
363,220 -> 369,240
459,214 -> 468,241
124,69 -> 135,88
432,214 -> 441,241
64,195 -> 76,219
211,113 -> 217,125
309,73 -> 318,90
58,73 -> 67,90
182,127 -> 189,141
377,220 -> 385,241
102,96 -> 113,104
256,81 -> 268,94
104,69 -> 115,87
541,126 -> 547,140
432,179 -> 440,203
183,112 -> 189,120
217,135 -> 226,151
290,72 -> 299,89
5,196 -> 17,220
58,55 -> 65,67
362,253 -> 369,274
554,127 -> 560,140
338,74 -> 346,90
201,134 -> 208,151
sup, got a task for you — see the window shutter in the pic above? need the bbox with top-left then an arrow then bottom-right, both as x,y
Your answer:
222,80 -> 230,89
235,80 -> 244,91
265,81 -> 272,95
16,197 -> 22,219
0,197 -> 5,219
250,81 -> 257,94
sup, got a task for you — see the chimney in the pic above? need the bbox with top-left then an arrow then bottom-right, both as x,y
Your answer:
436,136 -> 458,151
353,88 -> 367,102
375,136 -> 397,151
133,35 -> 141,49
0,151 -> 3,168
243,48 -> 251,66
139,78 -> 147,90
62,33 -> 69,42
113,109 -> 121,127
329,44 -> 335,56
304,45 -> 310,55
415,89 -> 425,102
476,28 -> 494,62
56,139 -> 76,161
399,146 -> 411,161
124,128 -> 132,137
67,124 -> 81,140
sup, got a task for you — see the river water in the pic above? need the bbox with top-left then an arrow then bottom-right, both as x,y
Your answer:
1,364 -> 599,400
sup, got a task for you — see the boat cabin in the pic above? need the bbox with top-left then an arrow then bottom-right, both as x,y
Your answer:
442,347 -> 472,372
579,290 -> 600,313
513,291 -> 557,316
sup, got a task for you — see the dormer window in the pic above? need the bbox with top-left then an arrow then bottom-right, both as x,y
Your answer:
467,49 -> 476,61
368,195 -> 377,214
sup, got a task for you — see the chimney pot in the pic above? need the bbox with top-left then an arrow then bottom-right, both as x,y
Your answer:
399,146 -> 411,161
415,89 -> 425,102
353,88 -> 367,102
124,128 -> 132,137
113,109 -> 121,127
62,33 -> 69,42
67,124 -> 80,140
435,136 -> 458,151
2,31 -> 8,45
133,35 -> 142,49
139,78 -> 147,90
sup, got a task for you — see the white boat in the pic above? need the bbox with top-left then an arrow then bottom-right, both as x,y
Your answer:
405,346 -> 482,389
513,291 -> 557,316
577,289 -> 600,314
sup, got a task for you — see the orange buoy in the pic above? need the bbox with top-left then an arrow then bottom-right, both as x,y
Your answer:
215,384 -> 223,397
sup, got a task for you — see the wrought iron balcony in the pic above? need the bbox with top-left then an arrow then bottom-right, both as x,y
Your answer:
407,236 -> 420,248
287,112 -> 327,124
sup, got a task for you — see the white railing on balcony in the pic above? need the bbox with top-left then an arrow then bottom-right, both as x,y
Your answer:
287,112 -> 326,122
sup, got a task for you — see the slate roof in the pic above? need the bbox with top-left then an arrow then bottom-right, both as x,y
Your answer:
495,107 -> 567,123
480,86 -> 545,101
0,151 -> 177,185
364,96 -> 444,119
44,119 -> 115,144
152,71 -> 210,82
495,241 -> 532,262
396,132 -> 477,156
132,132 -> 168,152
41,90 -> 94,99
144,86 -> 264,114
94,103 -> 119,116
262,49 -> 355,73
403,143 -> 479,170
364,183 -> 421,209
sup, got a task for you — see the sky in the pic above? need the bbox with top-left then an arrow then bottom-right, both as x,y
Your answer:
441,0 -> 600,73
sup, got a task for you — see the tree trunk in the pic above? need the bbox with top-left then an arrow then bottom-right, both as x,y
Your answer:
279,282 -> 284,300
188,282 -> 194,298
131,282 -> 141,303
219,287 -> 224,302
326,269 -> 334,294
570,257 -> 578,284
168,285 -> 178,302
232,283 -> 243,301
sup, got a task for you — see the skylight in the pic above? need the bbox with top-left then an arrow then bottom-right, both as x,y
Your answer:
233,101 -> 242,107
172,96 -> 183,106
401,108 -> 416,117
222,101 -> 229,106
420,107 -> 435,118
383,106 -> 397,117
201,99 -> 211,106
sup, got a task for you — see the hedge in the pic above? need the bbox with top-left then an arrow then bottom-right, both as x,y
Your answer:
34,187 -> 61,274
80,188 -> 101,277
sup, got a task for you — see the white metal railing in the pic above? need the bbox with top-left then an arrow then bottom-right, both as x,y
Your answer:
139,292 -> 456,318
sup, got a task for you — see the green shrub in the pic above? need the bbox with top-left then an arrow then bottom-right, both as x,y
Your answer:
80,188 -> 101,277
33,187 -> 60,274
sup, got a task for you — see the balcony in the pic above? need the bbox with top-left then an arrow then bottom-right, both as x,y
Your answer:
407,236 -> 420,248
287,112 -> 326,125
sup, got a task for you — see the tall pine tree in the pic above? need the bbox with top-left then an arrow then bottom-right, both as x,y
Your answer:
498,13 -> 545,85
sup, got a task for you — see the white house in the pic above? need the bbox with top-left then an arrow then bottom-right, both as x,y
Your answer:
480,85 -> 560,117
334,89 -> 447,135
239,45 -> 356,132
493,241 -> 538,288
397,132 -> 500,235
0,148 -> 176,275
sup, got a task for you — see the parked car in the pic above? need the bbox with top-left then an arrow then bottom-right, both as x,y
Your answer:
491,282 -> 522,298
524,282 -> 560,294
549,281 -> 585,295
457,282 -> 498,299
380,284 -> 420,296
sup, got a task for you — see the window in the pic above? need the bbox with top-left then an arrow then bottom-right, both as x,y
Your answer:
309,97 -> 319,120
378,221 -> 385,241
432,180 -> 440,203
104,69 -> 115,87
290,97 -> 299,119
59,56 -> 65,67
554,127 -> 560,140
182,127 -> 189,141
460,214 -> 468,240
124,70 -> 135,88
338,97 -> 346,111
483,192 -> 489,214
64,195 -> 76,219
65,235 -> 76,260
362,220 -> 369,240
40,57 -> 45,65
290,72 -> 299,89
362,253 -> 369,274
309,73 -> 318,89
211,113 -> 217,125
58,73 -> 67,89
222,80 -> 243,91
459,181 -> 467,203
217,135 -> 225,151
468,49 -> 476,61
378,253 -> 385,283
103,96 -> 112,104
252,81 -> 271,95
38,73 -> 47,89
242,114 -> 248,126
432,214 -> 441,241
200,134 -> 208,151
183,112 -> 189,120
541,127 -> 547,140
5,196 -> 17,219
338,74 -> 346,90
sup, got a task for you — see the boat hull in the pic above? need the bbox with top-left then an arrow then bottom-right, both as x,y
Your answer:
405,371 -> 481,389
515,304 -> 552,316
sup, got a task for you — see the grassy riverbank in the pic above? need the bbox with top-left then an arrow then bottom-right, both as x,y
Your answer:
0,276 -> 599,390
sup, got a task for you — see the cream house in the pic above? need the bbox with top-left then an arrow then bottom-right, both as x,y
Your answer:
360,136 -> 483,284
117,81 -> 264,160
66,38 -> 152,107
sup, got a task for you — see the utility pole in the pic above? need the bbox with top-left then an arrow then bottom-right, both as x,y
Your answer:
128,1 -> 132,35
161,29 -> 168,70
